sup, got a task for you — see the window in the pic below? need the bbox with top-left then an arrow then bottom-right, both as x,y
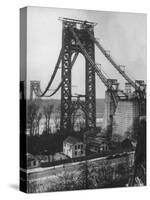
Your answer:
33,160 -> 37,166
78,144 -> 80,149
81,151 -> 83,154
75,145 -> 77,150
75,151 -> 77,156
81,144 -> 83,149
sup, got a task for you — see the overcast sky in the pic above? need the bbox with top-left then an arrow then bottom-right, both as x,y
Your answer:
27,6 -> 147,99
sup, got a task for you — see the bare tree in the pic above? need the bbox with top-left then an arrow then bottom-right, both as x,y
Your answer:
27,101 -> 39,135
35,112 -> 42,135
53,106 -> 60,132
43,104 -> 54,134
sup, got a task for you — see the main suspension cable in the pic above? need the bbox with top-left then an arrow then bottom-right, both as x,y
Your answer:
38,52 -> 79,97
37,48 -> 63,97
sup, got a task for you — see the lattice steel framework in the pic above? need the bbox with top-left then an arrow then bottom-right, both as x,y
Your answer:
60,20 -> 96,130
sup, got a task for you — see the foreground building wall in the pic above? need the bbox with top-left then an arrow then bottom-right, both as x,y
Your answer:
26,152 -> 134,193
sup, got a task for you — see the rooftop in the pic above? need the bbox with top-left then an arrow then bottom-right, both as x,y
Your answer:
64,136 -> 82,145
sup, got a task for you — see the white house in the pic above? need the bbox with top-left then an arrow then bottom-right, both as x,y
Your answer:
63,136 -> 85,158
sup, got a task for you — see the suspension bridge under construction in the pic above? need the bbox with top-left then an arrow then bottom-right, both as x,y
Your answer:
29,17 -> 146,141
19,15 -> 147,190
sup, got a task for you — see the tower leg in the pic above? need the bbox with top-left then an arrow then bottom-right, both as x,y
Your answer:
85,37 -> 96,129
61,24 -> 72,130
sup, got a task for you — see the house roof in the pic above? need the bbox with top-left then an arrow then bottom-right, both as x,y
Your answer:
26,152 -> 34,159
86,136 -> 109,145
26,153 -> 39,161
63,136 -> 81,145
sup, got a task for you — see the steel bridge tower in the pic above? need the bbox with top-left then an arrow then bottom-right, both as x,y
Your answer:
60,18 -> 96,130
30,81 -> 40,100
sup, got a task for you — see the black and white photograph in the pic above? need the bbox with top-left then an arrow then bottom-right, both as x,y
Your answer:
20,6 -> 146,193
